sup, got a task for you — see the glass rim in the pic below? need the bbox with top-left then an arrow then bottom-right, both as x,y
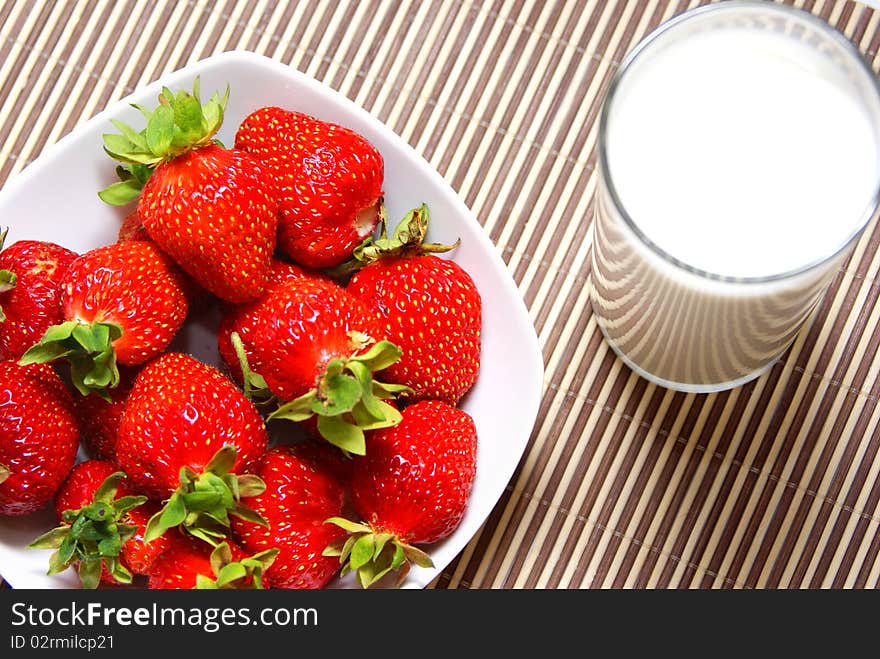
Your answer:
596,0 -> 880,284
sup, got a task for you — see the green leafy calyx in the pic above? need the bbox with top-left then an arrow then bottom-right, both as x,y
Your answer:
144,446 -> 268,547
329,203 -> 458,277
19,320 -> 123,400
323,517 -> 434,589
97,163 -> 153,206
194,542 -> 279,590
99,78 -> 229,205
267,337 -> 412,456
28,471 -> 147,589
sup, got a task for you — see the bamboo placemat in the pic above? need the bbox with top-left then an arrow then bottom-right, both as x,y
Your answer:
2,0 -> 879,590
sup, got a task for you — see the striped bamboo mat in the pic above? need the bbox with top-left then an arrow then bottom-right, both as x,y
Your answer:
2,0 -> 879,590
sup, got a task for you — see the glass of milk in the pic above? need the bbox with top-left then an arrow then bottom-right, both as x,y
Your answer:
590,0 -> 880,393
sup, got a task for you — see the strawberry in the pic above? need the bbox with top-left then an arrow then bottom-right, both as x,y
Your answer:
0,361 -> 80,516
346,205 -> 481,404
235,106 -> 383,268
217,258 -> 321,388
115,211 -> 215,311
119,502 -> 169,576
326,400 -> 477,587
30,460 -> 155,589
117,211 -> 150,242
100,82 -> 278,303
52,460 -> 128,521
263,258 -> 319,286
115,352 -> 269,544
217,273 -> 409,455
74,365 -> 138,462
0,229 -> 78,360
232,446 -> 346,589
148,537 -> 277,590
19,240 -> 188,398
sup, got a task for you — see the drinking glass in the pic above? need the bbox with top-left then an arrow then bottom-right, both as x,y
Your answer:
590,0 -> 880,392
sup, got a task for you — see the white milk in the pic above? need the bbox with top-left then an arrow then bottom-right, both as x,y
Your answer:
590,3 -> 880,391
608,29 -> 878,279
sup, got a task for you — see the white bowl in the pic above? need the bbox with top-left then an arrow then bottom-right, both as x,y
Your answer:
0,51 -> 543,589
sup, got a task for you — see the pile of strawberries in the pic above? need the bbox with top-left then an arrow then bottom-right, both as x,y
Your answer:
0,81 -> 482,589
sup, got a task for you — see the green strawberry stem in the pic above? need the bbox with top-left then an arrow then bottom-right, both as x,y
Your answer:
28,471 -> 148,589
0,228 -> 16,323
99,78 -> 229,206
144,446 -> 268,547
230,331 -> 276,407
328,203 -> 459,278
19,320 -> 123,400
195,542 -> 279,590
323,517 -> 434,589
267,337 -> 412,456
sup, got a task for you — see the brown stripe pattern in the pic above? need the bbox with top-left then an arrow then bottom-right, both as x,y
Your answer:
1,0 -> 879,589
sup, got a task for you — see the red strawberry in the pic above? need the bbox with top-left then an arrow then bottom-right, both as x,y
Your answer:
19,240 -> 188,397
50,461 -> 169,576
217,258 -> 323,387
52,460 -> 126,520
31,460 -> 159,588
0,230 -> 78,361
100,83 -> 278,303
235,106 -> 383,268
115,352 -> 269,544
0,361 -> 79,516
346,205 -> 481,404
264,258 -> 320,286
233,446 -> 346,589
139,145 -> 278,303
117,211 -> 150,243
218,259 -> 346,400
326,400 -> 477,587
74,365 -> 138,462
217,274 -> 408,455
148,537 -> 277,590
115,210 -> 214,311
119,503 -> 168,576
